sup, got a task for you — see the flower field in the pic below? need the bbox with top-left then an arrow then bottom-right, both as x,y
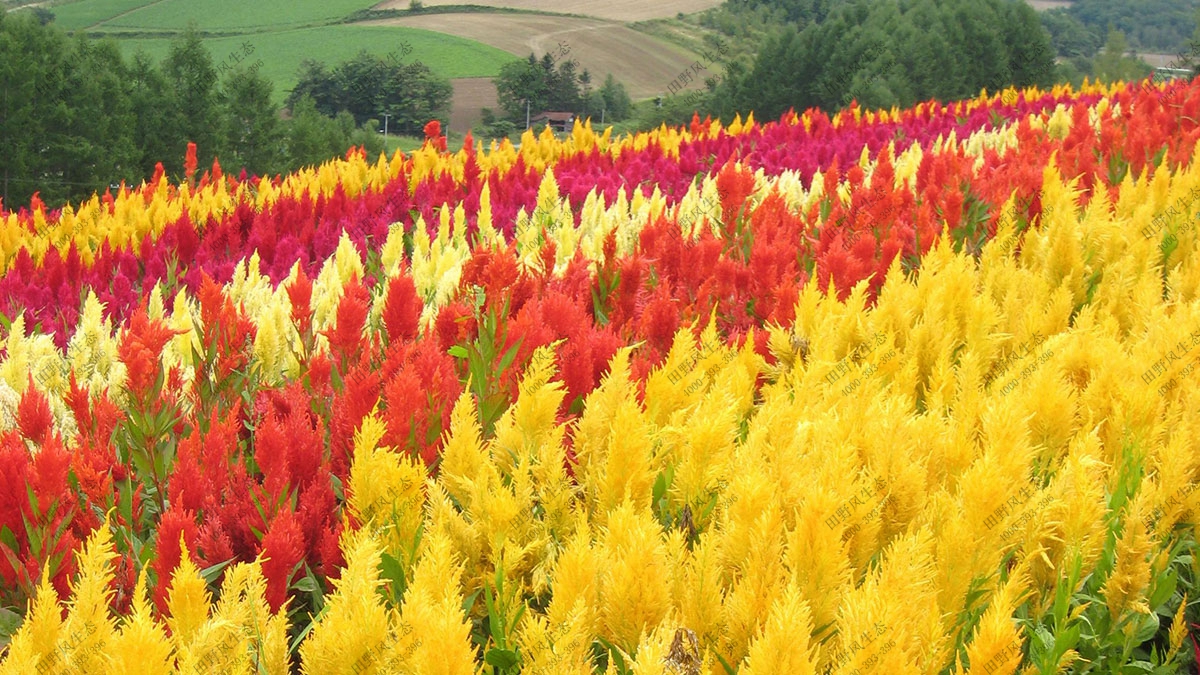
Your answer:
1,76 -> 1200,673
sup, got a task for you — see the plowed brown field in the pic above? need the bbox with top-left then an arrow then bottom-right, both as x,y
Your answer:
365,14 -> 707,101
360,14 -> 705,99
365,0 -> 719,132
374,0 -> 720,22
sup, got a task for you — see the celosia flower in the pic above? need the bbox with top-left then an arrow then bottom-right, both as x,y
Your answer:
260,509 -> 305,612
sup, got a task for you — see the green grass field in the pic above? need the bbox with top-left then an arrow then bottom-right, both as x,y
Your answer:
109,0 -> 377,31
51,0 -> 379,31
49,0 -> 518,106
113,25 -> 516,102
51,0 -> 158,30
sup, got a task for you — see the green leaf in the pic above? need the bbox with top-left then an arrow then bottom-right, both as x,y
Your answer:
1131,612 -> 1159,645
136,537 -> 154,568
0,607 -> 22,649
497,339 -> 523,374
0,607 -> 19,633
379,552 -> 407,604
1054,622 -> 1081,658
0,526 -> 17,554
292,575 -> 321,594
461,586 -> 483,618
699,490 -> 720,522
652,470 -> 669,506
595,637 -> 628,674
448,345 -> 469,360
483,582 -> 498,636
289,605 -> 325,656
1149,145 -> 1168,169
1035,624 -> 1055,654
713,650 -> 737,675
200,558 -> 233,586
1147,567 -> 1178,610
1161,231 -> 1180,259
302,565 -> 325,613
484,648 -> 520,669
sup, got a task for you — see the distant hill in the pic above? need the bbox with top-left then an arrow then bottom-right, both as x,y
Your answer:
1035,0 -> 1197,56
20,0 -> 717,134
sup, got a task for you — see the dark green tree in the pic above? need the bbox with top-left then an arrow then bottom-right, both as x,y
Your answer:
381,60 -> 452,135
579,69 -> 593,116
161,26 -> 220,173
59,35 -> 138,195
1040,9 -> 1103,59
494,53 -> 594,124
0,11 -> 74,207
287,60 -> 340,118
218,62 -> 284,177
598,73 -> 631,122
734,0 -> 831,25
945,1 -> 1011,94
282,95 -> 345,172
127,50 -> 177,178
1003,1 -> 1058,89
729,26 -> 816,121
1178,7 -> 1200,76
338,111 -> 385,158
476,108 -> 518,141
1065,0 -> 1199,55
1093,26 -> 1152,84
546,55 -> 582,111
286,52 -> 451,133
279,96 -> 383,172
724,0 -> 1059,122
333,50 -> 390,126
495,55 -> 548,124
887,2 -> 956,103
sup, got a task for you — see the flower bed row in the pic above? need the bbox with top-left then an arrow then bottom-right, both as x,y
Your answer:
0,78 -> 1198,673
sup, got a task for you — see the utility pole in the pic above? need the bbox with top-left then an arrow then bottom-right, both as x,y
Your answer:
381,112 -> 391,147
525,99 -> 531,130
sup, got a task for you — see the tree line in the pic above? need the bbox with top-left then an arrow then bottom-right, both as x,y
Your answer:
483,52 -> 632,138
651,0 -> 1056,126
1048,0 -> 1198,56
287,49 -> 451,136
644,0 -> 1200,135
0,11 -> 448,211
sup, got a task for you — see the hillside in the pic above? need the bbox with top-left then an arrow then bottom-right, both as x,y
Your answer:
109,25 -> 514,104
24,0 -> 718,134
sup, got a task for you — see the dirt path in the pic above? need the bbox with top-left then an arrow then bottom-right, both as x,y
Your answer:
90,0 -> 171,29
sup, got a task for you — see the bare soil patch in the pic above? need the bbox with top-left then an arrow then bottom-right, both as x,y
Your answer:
374,0 -> 721,22
447,77 -> 499,133
1137,53 -> 1185,69
1025,0 -> 1072,10
364,14 -> 707,100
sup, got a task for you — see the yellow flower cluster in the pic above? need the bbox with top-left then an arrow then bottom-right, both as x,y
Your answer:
0,524 -> 289,675
4,152 -> 1199,672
